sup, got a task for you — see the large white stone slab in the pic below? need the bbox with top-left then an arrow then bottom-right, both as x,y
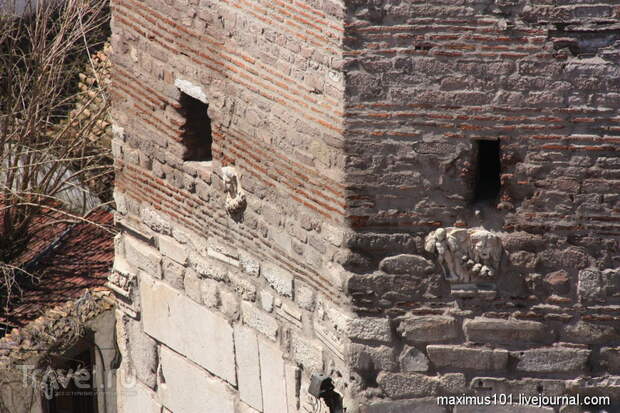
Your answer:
159,346 -> 235,413
259,339 -> 288,413
234,325 -> 263,411
141,275 -> 236,384
117,373 -> 161,413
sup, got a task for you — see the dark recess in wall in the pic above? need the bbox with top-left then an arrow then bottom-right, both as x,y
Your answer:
179,92 -> 212,162
474,139 -> 501,203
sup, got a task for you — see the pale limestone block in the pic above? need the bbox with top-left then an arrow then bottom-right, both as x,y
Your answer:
260,290 -> 274,312
347,317 -> 392,343
158,234 -> 188,265
189,252 -> 228,281
183,268 -> 202,303
262,263 -> 294,298
159,346 -> 235,413
234,325 -> 263,411
141,275 -> 236,384
259,339 -> 288,413
239,251 -> 260,276
291,335 -> 323,373
124,236 -> 162,278
117,379 -> 161,413
242,301 -> 279,341
285,364 -> 300,413
175,78 -> 208,103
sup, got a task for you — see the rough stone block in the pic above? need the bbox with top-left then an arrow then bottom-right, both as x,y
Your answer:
379,254 -> 434,275
291,335 -> 323,373
229,271 -> 257,301
470,377 -> 566,397
347,317 -> 392,343
159,346 -> 235,413
397,315 -> 458,344
560,321 -> 619,344
124,318 -> 158,389
125,236 -> 162,278
234,325 -> 263,411
377,372 -> 465,399
158,234 -> 188,264
322,222 -> 344,247
294,279 -> 315,311
464,318 -> 549,345
184,268 -> 202,303
578,268 -> 605,304
242,301 -> 279,340
117,380 -> 161,413
201,278 -> 220,308
285,364 -> 300,413
349,343 -> 397,373
427,345 -> 508,371
141,275 -> 236,384
239,251 -> 260,276
189,252 -> 228,281
601,347 -> 620,373
259,339 -> 288,413
361,398 -> 447,413
399,346 -> 429,372
162,257 -> 185,290
262,263 -> 294,298
514,347 -> 590,373
260,290 -> 274,312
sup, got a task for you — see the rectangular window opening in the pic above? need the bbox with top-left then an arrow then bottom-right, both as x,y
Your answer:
473,139 -> 501,202
179,92 -> 212,162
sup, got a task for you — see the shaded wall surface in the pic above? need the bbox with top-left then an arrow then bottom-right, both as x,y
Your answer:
111,0 -> 620,412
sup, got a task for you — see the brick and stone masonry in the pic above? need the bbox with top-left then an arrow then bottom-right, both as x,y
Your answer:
109,0 -> 620,412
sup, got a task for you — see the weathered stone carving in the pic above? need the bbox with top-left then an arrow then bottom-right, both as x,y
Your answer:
222,166 -> 246,216
425,227 -> 503,283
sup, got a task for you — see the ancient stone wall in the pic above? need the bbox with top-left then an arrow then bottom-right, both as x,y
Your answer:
110,0 -> 360,412
111,0 -> 620,412
343,1 -> 620,411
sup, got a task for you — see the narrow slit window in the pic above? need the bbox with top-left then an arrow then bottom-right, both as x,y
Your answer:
473,139 -> 501,202
179,92 -> 212,162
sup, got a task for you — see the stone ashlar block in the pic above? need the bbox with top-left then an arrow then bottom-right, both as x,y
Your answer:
157,234 -> 188,264
600,347 -> 620,373
397,315 -> 458,344
464,317 -> 549,345
379,254 -> 434,275
377,372 -> 465,399
399,346 -> 429,373
513,347 -> 590,373
241,301 -> 279,341
141,274 -> 236,385
158,346 -> 235,413
124,236 -> 162,278
426,345 -> 508,371
234,325 -> 263,412
560,320 -> 619,345
347,317 -> 392,344
259,339 -> 288,413
262,263 -> 294,298
124,318 -> 158,389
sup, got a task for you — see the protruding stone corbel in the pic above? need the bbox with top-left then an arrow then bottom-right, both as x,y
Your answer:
222,166 -> 246,217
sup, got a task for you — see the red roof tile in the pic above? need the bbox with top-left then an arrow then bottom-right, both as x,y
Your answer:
0,208 -> 114,330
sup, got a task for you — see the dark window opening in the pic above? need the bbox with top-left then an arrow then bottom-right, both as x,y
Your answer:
473,139 -> 501,202
45,347 -> 98,413
179,92 -> 212,162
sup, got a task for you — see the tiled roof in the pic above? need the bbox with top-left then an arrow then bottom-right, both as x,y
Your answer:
0,207 -> 114,332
